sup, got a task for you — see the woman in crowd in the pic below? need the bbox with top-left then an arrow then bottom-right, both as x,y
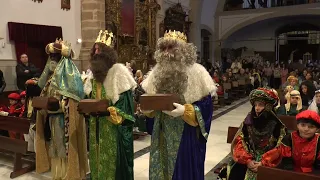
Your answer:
300,81 -> 315,107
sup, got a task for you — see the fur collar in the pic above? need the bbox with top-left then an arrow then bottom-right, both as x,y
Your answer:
142,63 -> 217,104
83,63 -> 136,104
104,63 -> 136,104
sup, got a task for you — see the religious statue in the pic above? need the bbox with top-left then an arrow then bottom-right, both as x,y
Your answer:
141,30 -> 217,180
26,39 -> 88,179
81,30 -> 136,179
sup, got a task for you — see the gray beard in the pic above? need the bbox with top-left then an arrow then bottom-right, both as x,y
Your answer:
153,61 -> 188,104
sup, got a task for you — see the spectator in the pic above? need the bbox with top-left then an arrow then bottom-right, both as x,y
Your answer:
16,54 -> 40,90
0,69 -> 6,94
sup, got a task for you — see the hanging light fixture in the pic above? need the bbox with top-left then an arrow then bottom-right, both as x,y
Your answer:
32,0 -> 43,3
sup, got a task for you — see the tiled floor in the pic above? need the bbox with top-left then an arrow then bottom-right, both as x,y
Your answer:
0,98 -> 250,180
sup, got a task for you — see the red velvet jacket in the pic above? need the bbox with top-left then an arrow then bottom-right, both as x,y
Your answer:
1,103 -> 22,117
19,104 -> 25,117
263,131 -> 320,173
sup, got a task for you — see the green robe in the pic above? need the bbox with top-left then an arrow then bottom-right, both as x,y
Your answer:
276,104 -> 301,116
89,80 -> 135,180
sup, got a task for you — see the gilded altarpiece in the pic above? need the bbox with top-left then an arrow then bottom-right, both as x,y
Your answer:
105,0 -> 160,73
163,3 -> 191,39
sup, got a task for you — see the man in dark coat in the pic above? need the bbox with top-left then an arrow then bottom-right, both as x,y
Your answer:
0,70 -> 6,94
16,54 -> 40,90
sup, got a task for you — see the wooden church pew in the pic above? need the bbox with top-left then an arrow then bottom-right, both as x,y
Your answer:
257,166 -> 320,180
278,115 -> 297,131
0,116 -> 35,178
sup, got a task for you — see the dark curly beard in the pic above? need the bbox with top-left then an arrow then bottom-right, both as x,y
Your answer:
90,55 -> 113,83
90,43 -> 117,83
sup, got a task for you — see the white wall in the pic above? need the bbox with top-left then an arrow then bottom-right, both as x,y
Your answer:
0,0 -> 81,90
0,0 -> 81,60
222,16 -> 320,52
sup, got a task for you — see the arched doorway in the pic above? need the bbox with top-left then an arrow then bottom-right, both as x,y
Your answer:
201,29 -> 212,63
275,22 -> 320,63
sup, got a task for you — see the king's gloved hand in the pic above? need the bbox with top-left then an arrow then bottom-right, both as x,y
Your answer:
163,103 -> 185,118
0,111 -> 8,116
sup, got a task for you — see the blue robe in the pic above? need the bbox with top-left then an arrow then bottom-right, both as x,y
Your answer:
146,95 -> 213,180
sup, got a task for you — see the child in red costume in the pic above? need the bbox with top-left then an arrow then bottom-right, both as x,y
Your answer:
19,91 -> 26,117
263,110 -> 320,173
5,93 -> 23,139
6,93 -> 22,117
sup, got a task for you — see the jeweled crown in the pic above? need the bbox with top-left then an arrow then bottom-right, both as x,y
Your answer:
45,38 -> 75,58
95,30 -> 114,47
164,30 -> 187,42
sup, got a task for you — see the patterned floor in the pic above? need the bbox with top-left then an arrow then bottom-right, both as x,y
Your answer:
0,98 -> 251,180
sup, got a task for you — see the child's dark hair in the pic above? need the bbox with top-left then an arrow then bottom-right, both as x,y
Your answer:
297,118 -> 320,129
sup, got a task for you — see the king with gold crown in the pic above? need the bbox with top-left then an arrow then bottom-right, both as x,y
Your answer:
82,30 -> 136,179
25,39 -> 89,179
141,30 -> 217,180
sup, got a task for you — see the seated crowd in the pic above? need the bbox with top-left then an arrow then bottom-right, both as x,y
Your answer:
1,55 -> 320,180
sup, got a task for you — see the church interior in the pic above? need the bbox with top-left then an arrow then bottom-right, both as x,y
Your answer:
1,0 -> 320,180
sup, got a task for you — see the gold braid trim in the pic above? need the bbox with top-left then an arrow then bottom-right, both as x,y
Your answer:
145,111 -> 156,118
182,104 -> 198,127
107,106 -> 123,125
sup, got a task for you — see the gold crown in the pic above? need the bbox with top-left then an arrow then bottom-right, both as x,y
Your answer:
164,30 -> 187,42
95,30 -> 114,47
45,38 -> 75,58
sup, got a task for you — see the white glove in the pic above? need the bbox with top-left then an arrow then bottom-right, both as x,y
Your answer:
0,111 -> 8,116
83,71 -> 94,95
81,71 -> 88,81
163,103 -> 185,118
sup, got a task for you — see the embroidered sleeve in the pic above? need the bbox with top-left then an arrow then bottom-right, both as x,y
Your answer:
108,91 -> 135,124
279,134 -> 292,158
261,148 -> 282,167
276,126 -> 287,147
182,104 -> 198,127
232,135 -> 253,164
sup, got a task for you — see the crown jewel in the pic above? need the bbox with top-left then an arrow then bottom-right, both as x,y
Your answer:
95,30 -> 114,47
164,30 -> 187,42
45,38 -> 74,58
55,38 -> 71,48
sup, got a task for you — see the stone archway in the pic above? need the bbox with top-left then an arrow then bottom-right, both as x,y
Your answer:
200,24 -> 214,36
213,10 -> 320,62
220,12 -> 320,41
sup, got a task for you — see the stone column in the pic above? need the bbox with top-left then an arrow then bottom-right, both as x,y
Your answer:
79,0 -> 105,71
213,16 -> 221,66
188,0 -> 203,52
208,34 -> 213,63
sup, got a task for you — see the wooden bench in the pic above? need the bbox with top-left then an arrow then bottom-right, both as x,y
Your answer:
237,79 -> 247,97
222,83 -> 233,104
257,166 -> 320,180
231,81 -> 240,99
0,116 -> 35,178
278,115 -> 297,131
